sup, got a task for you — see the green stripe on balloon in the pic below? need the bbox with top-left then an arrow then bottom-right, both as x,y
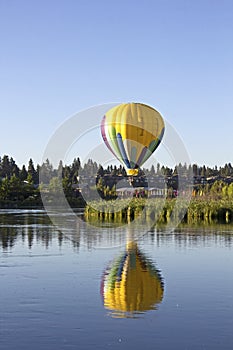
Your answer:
107,253 -> 125,290
149,139 -> 160,153
140,139 -> 160,166
108,125 -> 122,160
130,146 -> 137,168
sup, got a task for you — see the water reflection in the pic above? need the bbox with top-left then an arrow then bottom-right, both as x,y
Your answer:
1,210 -> 233,251
0,209 -> 77,250
101,240 -> 164,318
1,212 -> 233,350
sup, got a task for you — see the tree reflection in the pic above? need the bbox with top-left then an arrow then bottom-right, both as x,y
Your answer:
0,211 -> 61,250
0,210 -> 233,250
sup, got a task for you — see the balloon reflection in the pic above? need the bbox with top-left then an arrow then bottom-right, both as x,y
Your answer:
101,240 -> 164,318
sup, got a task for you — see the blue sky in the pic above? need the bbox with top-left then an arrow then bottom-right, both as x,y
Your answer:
1,0 -> 233,167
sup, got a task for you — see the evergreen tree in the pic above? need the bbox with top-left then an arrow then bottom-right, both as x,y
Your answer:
193,164 -> 198,177
150,165 -> 155,175
0,177 -> 10,200
28,158 -> 37,183
19,165 -> 28,181
201,165 -> 206,177
9,174 -> 22,201
0,155 -> 11,178
57,160 -> 64,178
39,159 -> 53,184
97,165 -> 104,177
62,176 -> 72,197
10,157 -> 20,177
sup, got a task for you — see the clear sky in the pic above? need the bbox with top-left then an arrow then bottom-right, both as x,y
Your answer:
1,0 -> 233,168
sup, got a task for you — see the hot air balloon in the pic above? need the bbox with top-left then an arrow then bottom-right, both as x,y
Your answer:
101,103 -> 165,176
101,241 -> 164,318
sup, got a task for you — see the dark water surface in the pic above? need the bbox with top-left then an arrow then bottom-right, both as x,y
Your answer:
0,210 -> 232,350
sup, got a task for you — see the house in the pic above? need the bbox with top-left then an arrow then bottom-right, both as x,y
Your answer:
116,187 -> 167,198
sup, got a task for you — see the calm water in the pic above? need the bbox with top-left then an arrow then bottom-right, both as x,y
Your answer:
0,210 -> 233,350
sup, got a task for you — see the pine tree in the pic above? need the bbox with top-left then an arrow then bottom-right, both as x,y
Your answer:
150,165 -> 155,175
19,165 -> 28,181
28,158 -> 37,183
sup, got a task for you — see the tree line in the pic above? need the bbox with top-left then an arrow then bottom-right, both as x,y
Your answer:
1,154 -> 233,206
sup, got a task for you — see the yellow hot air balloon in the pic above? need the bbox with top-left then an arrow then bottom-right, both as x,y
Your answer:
101,103 -> 165,176
101,241 -> 164,318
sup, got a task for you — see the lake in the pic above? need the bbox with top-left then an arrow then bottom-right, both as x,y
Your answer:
0,209 -> 233,350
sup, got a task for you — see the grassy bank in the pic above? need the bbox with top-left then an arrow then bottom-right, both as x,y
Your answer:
2,195 -> 233,225
84,198 -> 233,225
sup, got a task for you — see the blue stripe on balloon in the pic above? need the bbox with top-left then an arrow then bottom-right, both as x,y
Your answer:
136,146 -> 148,167
159,127 -> 165,141
116,253 -> 128,282
116,133 -> 131,169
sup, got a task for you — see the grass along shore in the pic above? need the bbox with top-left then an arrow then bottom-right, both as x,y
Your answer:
84,197 -> 233,225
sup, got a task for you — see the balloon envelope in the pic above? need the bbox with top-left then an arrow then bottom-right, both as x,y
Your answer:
101,103 -> 165,176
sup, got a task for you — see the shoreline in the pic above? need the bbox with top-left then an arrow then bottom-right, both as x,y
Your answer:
2,197 -> 233,225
